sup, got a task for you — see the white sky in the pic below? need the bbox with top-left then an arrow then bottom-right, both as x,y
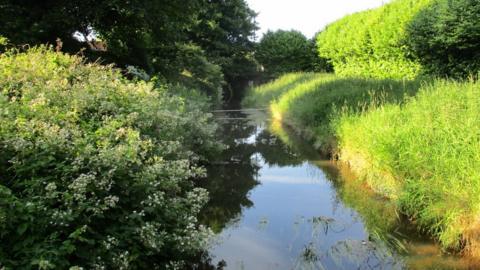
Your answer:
246,0 -> 390,39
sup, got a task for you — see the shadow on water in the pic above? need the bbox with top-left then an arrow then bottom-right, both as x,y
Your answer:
195,110 -> 474,270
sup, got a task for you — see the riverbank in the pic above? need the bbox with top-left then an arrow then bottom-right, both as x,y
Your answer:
243,72 -> 480,258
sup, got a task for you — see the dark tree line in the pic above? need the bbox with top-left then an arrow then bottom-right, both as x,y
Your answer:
256,30 -> 332,80
405,0 -> 480,78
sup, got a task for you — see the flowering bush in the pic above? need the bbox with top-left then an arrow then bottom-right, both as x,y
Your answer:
0,47 -> 219,269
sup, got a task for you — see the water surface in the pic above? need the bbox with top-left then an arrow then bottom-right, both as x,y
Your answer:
199,109 -> 469,270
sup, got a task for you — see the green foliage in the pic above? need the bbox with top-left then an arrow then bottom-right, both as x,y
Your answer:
0,47 -> 220,269
405,0 -> 480,78
317,0 -> 431,79
246,71 -> 480,254
0,36 -> 7,52
256,30 -> 316,78
191,0 -> 259,88
0,0 -> 258,99
336,79 -> 480,251
245,72 -> 423,153
309,36 -> 333,74
175,43 -> 225,102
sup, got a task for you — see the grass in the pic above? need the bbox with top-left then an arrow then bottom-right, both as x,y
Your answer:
245,73 -> 424,154
245,72 -> 480,258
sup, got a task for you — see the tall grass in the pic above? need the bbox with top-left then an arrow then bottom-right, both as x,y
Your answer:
242,72 -> 319,107
245,72 -> 480,257
245,73 -> 424,153
336,79 -> 480,254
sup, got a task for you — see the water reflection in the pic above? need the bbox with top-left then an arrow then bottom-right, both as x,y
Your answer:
198,110 -> 472,270
198,112 -> 260,233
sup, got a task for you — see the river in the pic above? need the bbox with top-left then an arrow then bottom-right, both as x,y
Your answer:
197,109 -> 469,270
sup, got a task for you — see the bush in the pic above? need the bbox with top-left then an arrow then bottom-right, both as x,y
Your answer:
317,0 -> 431,79
405,0 -> 480,78
256,30 -> 315,78
0,47 -> 219,269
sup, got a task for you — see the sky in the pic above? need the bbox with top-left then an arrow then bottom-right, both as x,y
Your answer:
246,0 -> 390,39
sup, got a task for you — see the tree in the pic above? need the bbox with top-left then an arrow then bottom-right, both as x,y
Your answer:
190,0 -> 259,99
0,0 -> 259,98
309,33 -> 333,73
256,30 -> 314,78
405,0 -> 480,78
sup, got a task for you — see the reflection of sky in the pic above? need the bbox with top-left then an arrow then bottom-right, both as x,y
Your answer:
209,147 -> 401,270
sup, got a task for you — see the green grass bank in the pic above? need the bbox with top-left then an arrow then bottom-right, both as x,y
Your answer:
244,72 -> 480,258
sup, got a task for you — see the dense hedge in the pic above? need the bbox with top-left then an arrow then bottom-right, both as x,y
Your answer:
317,0 -> 431,79
405,0 -> 480,78
0,47 -> 219,269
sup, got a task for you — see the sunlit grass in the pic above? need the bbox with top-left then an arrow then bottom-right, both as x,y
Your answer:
246,72 -> 480,257
336,79 -> 480,254
242,72 -> 319,107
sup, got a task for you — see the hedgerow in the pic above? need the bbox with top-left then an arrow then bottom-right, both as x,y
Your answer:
0,47 -> 220,269
317,0 -> 431,79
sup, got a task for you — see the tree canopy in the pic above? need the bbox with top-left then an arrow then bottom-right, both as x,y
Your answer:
0,0 -> 258,98
256,30 -> 317,78
405,0 -> 480,78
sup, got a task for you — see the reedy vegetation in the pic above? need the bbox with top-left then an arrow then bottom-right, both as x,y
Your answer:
246,72 -> 480,257
0,47 -> 220,269
336,79 -> 480,253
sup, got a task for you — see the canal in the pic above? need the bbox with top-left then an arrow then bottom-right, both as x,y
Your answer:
198,109 -> 468,270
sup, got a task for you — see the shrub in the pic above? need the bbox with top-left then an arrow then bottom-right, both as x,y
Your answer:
317,0 -> 432,79
0,47 -> 219,269
405,0 -> 480,78
256,30 -> 315,78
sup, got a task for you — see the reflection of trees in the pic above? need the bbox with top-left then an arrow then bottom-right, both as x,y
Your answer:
268,120 -> 325,161
199,112 -> 260,233
268,120 -> 406,253
199,111 -> 318,233
186,253 -> 227,270
255,128 -> 304,167
199,162 -> 259,233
